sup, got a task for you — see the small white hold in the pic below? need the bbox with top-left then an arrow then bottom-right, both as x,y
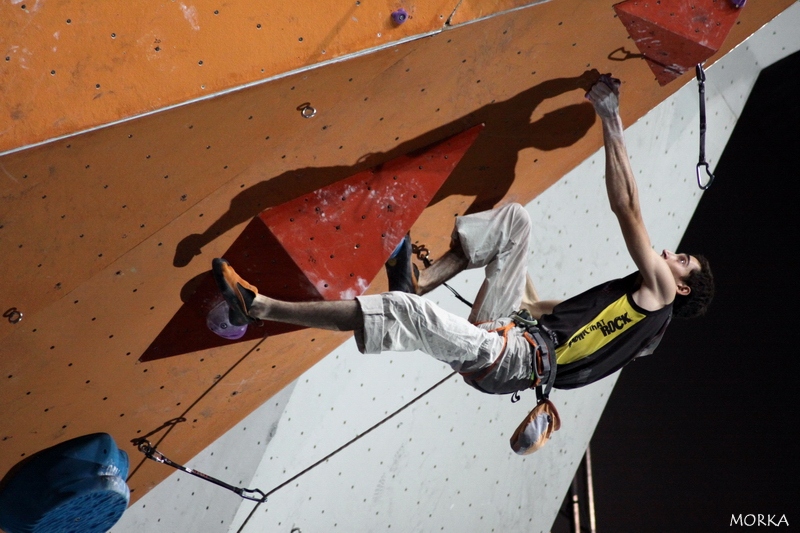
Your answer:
179,3 -> 200,30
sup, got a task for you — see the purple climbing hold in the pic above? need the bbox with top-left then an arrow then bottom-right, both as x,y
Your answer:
207,300 -> 248,340
391,8 -> 408,25
730,0 -> 745,7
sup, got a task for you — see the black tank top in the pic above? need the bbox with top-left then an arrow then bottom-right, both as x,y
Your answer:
539,272 -> 672,389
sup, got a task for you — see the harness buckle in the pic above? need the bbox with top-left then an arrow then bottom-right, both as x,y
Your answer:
511,310 -> 558,402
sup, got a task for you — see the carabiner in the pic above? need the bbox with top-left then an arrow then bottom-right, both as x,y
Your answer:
696,162 -> 715,190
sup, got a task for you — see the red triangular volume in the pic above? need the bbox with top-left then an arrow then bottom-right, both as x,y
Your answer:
140,124 -> 484,361
613,0 -> 743,86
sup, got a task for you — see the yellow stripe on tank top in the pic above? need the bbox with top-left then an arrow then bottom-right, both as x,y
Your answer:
555,295 -> 646,365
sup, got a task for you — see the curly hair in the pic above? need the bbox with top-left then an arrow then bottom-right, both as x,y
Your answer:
672,255 -> 714,319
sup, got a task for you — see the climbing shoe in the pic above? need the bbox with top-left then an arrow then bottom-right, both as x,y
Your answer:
385,234 -> 419,294
211,258 -> 258,326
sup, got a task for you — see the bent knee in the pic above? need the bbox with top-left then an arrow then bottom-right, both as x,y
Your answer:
505,202 -> 531,236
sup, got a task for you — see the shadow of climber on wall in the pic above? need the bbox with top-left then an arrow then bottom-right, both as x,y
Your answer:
172,70 -> 599,269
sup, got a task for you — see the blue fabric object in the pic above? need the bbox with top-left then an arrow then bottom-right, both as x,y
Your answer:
389,236 -> 406,260
385,234 -> 416,293
0,433 -> 130,533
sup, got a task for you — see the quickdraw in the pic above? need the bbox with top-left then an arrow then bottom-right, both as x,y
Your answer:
695,63 -> 716,190
136,440 -> 268,503
412,243 -> 474,308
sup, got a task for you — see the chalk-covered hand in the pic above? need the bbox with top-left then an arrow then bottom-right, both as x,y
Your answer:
586,74 -> 621,119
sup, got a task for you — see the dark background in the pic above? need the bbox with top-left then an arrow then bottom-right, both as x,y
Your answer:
564,51 -> 799,532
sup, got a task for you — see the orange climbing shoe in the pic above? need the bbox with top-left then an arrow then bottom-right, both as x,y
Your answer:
211,258 -> 259,326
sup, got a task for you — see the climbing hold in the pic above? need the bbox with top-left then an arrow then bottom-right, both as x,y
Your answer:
613,0 -> 744,85
206,300 -> 248,340
391,8 -> 408,25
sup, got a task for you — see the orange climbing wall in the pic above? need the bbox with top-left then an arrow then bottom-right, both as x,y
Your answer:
0,0 -> 545,154
0,0 -> 793,504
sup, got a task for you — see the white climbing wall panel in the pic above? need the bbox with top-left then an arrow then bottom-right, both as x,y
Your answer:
111,6 -> 800,532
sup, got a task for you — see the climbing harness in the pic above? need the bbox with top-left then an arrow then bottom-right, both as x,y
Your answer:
136,440 -> 268,503
508,311 -> 562,455
695,63 -> 716,190
411,243 -> 558,406
511,309 -> 557,405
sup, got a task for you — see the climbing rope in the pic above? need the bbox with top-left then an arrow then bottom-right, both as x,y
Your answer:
136,371 -> 458,529
236,371 -> 457,531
